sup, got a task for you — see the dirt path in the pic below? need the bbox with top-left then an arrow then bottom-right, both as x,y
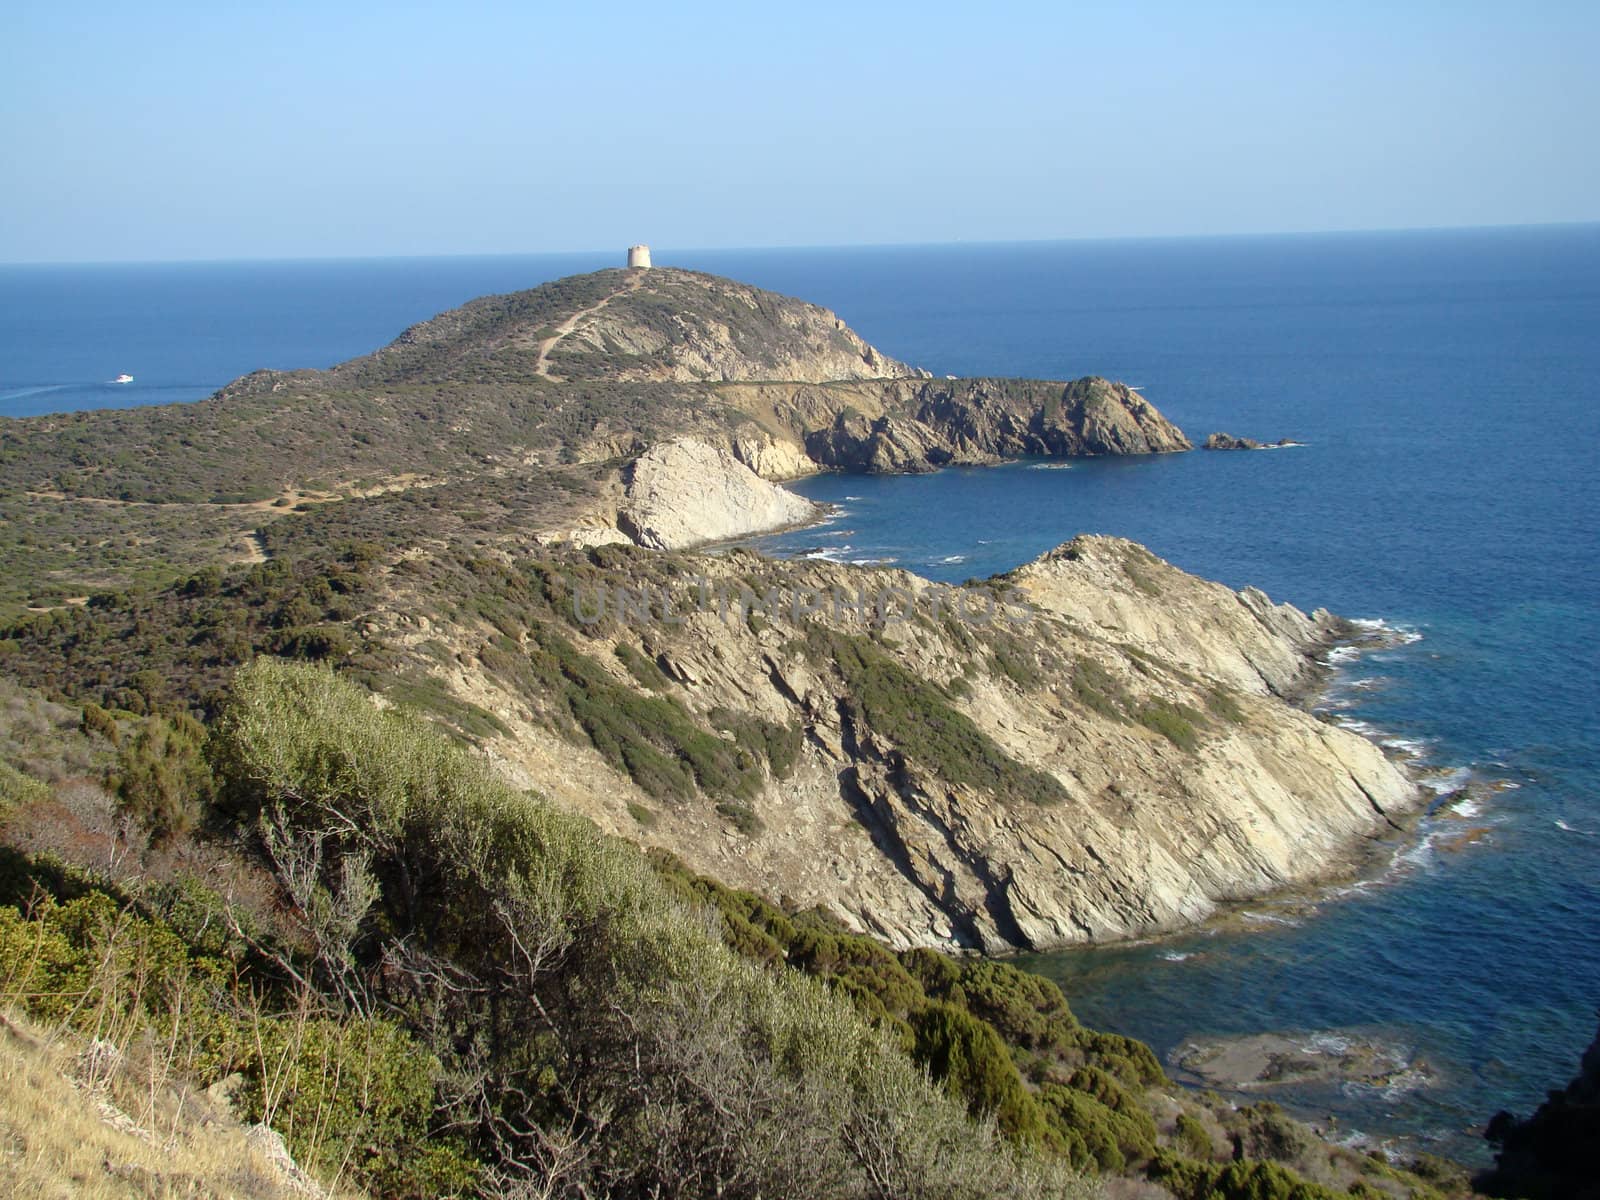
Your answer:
238,530 -> 270,565
533,273 -> 646,381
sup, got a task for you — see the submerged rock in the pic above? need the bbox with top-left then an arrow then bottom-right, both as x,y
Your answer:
1205,431 -> 1301,450
1173,1031 -> 1436,1095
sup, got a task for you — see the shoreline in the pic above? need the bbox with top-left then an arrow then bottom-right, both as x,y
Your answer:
1013,617 -> 1452,957
733,479 -> 1452,954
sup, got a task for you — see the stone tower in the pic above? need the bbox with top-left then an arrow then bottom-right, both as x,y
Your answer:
626,244 -> 652,269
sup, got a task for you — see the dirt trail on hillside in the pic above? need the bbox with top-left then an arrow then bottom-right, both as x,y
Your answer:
534,272 -> 646,381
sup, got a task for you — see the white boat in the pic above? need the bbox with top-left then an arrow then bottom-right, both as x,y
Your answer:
112,374 -> 133,384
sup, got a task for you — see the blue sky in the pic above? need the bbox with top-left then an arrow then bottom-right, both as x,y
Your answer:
2,0 -> 1596,262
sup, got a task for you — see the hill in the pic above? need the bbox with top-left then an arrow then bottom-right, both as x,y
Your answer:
0,265 -> 1480,1199
0,267 -> 1186,611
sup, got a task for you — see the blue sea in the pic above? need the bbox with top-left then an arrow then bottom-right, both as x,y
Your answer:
4,227 -> 1599,1162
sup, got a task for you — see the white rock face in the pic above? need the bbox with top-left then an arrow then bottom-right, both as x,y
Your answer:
1008,536 -> 1332,699
395,535 -> 1424,952
567,526 -> 633,549
617,437 -> 820,550
726,429 -> 815,481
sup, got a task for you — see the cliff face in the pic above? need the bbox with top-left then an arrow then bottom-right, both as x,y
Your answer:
383,536 -> 1421,953
616,437 -> 820,550
805,377 -> 1191,472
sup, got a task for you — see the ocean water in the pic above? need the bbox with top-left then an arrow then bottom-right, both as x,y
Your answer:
5,227 -> 1599,1161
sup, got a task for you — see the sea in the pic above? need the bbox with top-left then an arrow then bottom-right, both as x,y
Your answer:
4,226 -> 1598,1163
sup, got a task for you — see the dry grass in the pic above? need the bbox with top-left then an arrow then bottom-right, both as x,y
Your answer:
0,1009 -> 362,1200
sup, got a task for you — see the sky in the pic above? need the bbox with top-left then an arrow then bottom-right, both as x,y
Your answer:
2,0 -> 1596,263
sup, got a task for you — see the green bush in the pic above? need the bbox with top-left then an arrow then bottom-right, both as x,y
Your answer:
524,624 -> 765,801
209,659 -> 1093,1200
801,629 -> 1066,806
238,1015 -> 467,1192
1070,657 -> 1129,720
1150,1150 -> 1348,1200
914,1001 -> 1060,1148
1174,1111 -> 1215,1159
0,759 -> 50,814
615,641 -> 673,691
1135,700 -> 1204,752
109,712 -> 215,839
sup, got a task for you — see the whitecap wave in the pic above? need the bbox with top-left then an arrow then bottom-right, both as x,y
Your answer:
1344,1067 -> 1433,1102
1419,766 -> 1472,795
1555,818 -> 1598,837
1392,830 -> 1444,873
1302,1033 -> 1352,1056
1343,618 -> 1423,647
1027,462 -> 1074,470
1159,950 -> 1195,962
1381,735 -> 1433,758
938,554 -> 967,564
1240,911 -> 1301,927
1334,717 -> 1382,737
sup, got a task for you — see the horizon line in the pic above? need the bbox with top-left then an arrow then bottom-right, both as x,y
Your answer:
3,219 -> 1597,270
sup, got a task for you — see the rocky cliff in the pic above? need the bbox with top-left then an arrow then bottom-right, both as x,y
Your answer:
377,535 -> 1421,953
615,437 -> 820,550
806,377 -> 1191,472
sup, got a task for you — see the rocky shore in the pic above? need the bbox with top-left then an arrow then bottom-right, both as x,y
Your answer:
400,534 -> 1425,953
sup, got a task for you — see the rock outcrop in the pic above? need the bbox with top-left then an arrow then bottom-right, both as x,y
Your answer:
1483,1018 -> 1600,1200
725,428 -> 815,480
808,377 -> 1192,472
548,270 -> 928,384
1204,432 -> 1300,450
616,437 -> 820,550
395,535 -> 1423,954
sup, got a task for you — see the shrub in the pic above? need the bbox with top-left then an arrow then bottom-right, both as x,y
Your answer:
1174,1111 -> 1215,1159
1135,700 -> 1204,752
615,642 -> 673,691
1070,657 -> 1129,720
0,760 -> 50,814
1149,1151 -> 1348,1200
108,712 -> 214,840
80,702 -> 121,746
913,1001 -> 1059,1148
237,1014 -> 468,1191
803,629 -> 1067,806
1205,685 -> 1248,725
208,660 -> 1094,1200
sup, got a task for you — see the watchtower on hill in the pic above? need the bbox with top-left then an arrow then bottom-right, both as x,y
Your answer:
626,245 -> 652,269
